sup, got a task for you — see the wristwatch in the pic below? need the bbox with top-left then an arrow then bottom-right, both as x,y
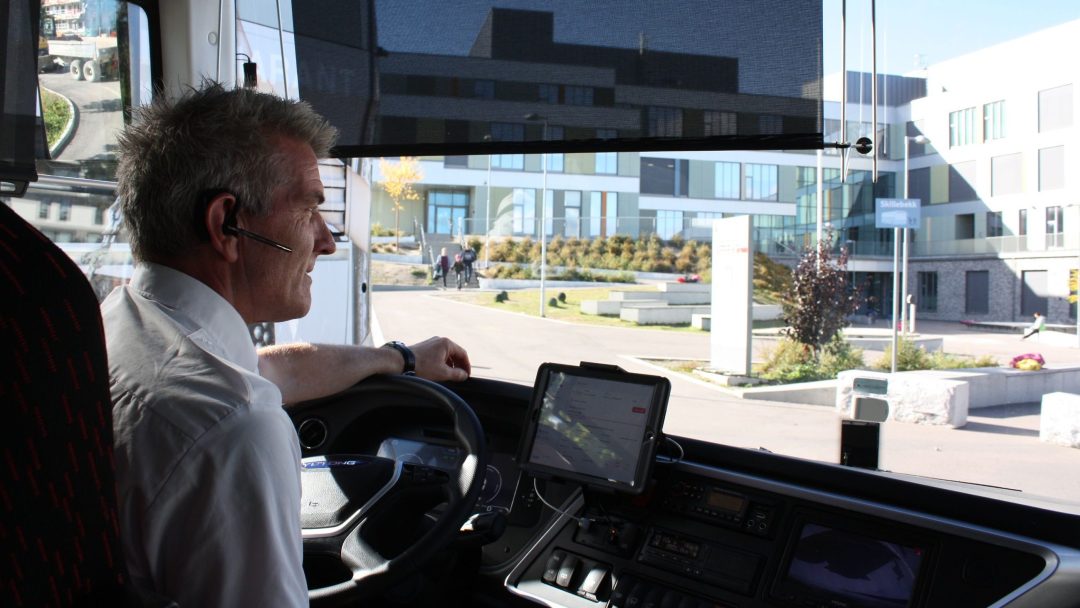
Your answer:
382,341 -> 416,375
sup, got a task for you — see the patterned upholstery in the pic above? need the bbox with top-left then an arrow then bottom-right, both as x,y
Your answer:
0,202 -> 129,606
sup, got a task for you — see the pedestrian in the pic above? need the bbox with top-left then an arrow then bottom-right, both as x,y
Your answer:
436,247 -> 450,288
1021,312 -> 1045,340
452,253 -> 465,289
461,245 -> 477,286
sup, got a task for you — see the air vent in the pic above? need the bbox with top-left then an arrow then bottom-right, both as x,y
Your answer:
297,418 -> 328,450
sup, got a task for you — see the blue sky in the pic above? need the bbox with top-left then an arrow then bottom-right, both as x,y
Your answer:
824,0 -> 1080,75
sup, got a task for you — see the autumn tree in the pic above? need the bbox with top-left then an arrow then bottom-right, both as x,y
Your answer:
781,232 -> 862,354
377,157 -> 423,252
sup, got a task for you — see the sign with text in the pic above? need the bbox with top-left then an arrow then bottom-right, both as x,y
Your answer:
710,216 -> 753,375
875,198 -> 921,229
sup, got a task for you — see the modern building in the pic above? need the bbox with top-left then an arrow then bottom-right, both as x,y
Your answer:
369,13 -> 1078,325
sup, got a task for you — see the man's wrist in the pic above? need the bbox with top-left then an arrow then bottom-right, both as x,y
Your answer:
382,341 -> 416,375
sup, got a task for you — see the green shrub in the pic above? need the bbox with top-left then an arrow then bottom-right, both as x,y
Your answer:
548,297 -> 559,307
760,336 -> 864,383
467,237 -> 483,256
494,291 -> 509,303
873,339 -> 932,371
410,269 -> 427,278
557,292 -> 567,302
818,336 -> 866,378
41,90 -> 71,149
872,339 -> 997,371
371,223 -> 400,237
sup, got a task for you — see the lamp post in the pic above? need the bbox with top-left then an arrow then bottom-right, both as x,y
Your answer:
525,113 -> 549,318
902,135 -> 929,337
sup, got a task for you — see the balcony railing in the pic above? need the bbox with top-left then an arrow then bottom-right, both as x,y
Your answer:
912,234 -> 1079,256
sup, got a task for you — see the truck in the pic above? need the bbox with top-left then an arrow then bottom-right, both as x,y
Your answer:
46,35 -> 118,82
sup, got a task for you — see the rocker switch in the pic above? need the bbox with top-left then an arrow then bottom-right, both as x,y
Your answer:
556,554 -> 580,588
543,550 -> 566,584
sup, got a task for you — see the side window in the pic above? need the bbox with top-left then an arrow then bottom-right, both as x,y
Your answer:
8,2 -> 151,299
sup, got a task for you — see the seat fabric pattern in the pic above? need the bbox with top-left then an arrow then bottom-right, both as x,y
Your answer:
0,203 -> 127,607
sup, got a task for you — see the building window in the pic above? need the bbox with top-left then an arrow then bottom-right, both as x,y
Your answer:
492,154 -> 524,170
986,211 -> 1004,237
744,164 -> 778,201
512,188 -> 536,236
1019,208 -> 1027,236
965,270 -> 990,315
538,83 -> 558,104
956,213 -> 975,239
596,128 -> 617,140
546,153 -> 564,173
917,272 -> 938,313
641,157 -> 689,197
59,202 -> 71,222
94,207 -> 105,225
595,152 -> 617,174
656,210 -> 683,240
948,107 -> 976,147
564,86 -> 593,106
714,161 -> 740,199
1038,84 -> 1073,132
647,107 -> 683,137
444,155 -> 468,167
703,111 -> 736,136
983,100 -> 1005,141
491,122 -> 524,141
543,191 -> 554,236
473,79 -> 495,99
1046,206 -> 1064,235
1039,146 -> 1064,191
490,122 -> 525,169
38,202 -> 50,219
991,153 -> 1022,196
564,191 -> 581,238
427,190 -> 469,235
758,114 -> 783,135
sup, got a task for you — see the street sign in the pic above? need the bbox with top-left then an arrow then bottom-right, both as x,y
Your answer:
875,198 -> 921,229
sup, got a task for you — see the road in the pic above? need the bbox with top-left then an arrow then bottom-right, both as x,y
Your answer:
40,72 -> 123,162
371,286 -> 1080,503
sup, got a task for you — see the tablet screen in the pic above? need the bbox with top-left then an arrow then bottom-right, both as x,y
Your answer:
520,363 -> 669,493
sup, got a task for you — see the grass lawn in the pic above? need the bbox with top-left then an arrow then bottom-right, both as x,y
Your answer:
439,286 -> 706,332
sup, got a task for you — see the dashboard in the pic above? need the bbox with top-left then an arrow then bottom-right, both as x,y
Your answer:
288,377 -> 1080,608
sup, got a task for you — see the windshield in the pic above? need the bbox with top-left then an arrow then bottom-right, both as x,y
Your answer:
10,0 -> 1080,510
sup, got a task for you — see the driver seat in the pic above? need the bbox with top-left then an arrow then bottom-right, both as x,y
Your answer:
0,203 -> 174,607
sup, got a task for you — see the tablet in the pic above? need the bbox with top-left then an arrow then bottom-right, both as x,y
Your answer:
518,362 -> 670,494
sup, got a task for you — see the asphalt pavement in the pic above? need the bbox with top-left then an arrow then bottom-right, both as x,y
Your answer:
370,285 -> 1080,504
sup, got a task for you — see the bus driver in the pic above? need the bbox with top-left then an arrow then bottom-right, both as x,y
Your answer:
102,83 -> 471,607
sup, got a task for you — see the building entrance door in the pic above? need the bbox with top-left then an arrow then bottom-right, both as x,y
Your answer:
1021,270 -> 1048,317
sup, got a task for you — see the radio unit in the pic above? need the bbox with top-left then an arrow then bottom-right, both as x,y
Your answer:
661,478 -> 778,537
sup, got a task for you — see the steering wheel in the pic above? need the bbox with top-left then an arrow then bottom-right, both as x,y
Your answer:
291,374 -> 487,606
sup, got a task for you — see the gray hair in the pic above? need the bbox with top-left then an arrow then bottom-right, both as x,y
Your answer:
115,82 -> 338,262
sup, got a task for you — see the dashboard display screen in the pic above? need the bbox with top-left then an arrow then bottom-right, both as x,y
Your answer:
778,522 -> 924,608
519,363 -> 669,494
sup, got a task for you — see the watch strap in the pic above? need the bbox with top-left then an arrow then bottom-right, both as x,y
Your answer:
383,341 -> 416,375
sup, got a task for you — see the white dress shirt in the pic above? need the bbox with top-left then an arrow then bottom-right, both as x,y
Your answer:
103,263 -> 307,607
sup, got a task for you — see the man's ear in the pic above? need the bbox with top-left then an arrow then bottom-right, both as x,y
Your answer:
204,192 -> 241,263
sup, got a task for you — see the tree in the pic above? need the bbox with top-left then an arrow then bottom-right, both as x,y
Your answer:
377,157 -> 423,252
781,232 -> 862,354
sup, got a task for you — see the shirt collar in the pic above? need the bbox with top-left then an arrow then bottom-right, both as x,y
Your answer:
129,262 -> 259,373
